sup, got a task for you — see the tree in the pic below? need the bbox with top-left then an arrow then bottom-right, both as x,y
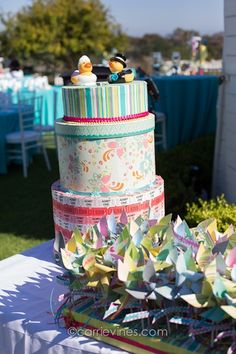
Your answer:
203,32 -> 223,60
128,28 -> 223,61
0,0 -> 127,70
168,28 -> 200,59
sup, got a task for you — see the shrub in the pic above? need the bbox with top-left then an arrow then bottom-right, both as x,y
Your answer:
185,195 -> 236,231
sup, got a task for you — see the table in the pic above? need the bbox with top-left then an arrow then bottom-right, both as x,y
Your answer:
0,108 -> 20,174
151,75 -> 219,149
37,86 -> 63,125
0,240 -> 129,354
0,86 -> 63,174
12,86 -> 64,126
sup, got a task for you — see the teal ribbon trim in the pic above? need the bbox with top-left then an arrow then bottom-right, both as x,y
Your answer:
56,127 -> 154,140
60,180 -> 156,197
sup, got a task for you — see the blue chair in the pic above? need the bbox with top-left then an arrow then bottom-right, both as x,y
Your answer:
6,96 -> 51,177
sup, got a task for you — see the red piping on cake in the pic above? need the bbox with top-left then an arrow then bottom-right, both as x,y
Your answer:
63,111 -> 149,123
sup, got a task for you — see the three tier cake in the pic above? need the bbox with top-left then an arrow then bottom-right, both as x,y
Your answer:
51,78 -> 165,255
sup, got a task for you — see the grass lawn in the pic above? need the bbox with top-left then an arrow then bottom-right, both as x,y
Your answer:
0,147 -> 59,260
0,135 -> 215,260
0,233 -> 47,260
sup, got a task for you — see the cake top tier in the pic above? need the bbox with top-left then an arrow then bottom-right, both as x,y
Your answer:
62,80 -> 148,121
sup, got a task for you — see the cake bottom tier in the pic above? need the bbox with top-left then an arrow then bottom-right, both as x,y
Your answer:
52,176 -> 164,255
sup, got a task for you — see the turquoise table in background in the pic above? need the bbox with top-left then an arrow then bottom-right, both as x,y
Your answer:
39,86 -> 63,125
0,108 -> 20,174
0,86 -> 63,174
151,75 -> 219,149
14,86 -> 63,125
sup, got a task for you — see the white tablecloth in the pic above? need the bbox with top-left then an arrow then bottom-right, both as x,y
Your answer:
0,240 -> 129,354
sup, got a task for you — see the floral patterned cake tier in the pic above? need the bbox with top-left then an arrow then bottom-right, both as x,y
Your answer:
55,114 -> 156,195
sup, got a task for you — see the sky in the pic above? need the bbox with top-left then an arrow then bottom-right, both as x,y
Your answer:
0,0 -> 224,37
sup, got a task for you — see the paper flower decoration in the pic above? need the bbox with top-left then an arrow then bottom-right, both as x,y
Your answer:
55,213 -> 236,354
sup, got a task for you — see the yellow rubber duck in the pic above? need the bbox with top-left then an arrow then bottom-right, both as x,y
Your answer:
71,55 -> 97,86
108,53 -> 134,84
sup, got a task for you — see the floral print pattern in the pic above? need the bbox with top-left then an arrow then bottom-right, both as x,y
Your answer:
57,131 -> 155,194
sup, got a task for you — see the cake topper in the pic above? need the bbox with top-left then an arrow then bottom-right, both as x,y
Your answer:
108,53 -> 134,84
71,55 -> 97,86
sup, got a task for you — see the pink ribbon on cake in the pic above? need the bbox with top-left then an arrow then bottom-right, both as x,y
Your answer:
53,193 -> 164,217
63,111 -> 149,123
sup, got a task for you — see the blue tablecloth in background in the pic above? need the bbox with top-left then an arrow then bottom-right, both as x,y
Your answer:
14,86 -> 63,125
39,86 -> 63,125
151,75 -> 219,149
0,86 -> 63,174
0,108 -> 20,174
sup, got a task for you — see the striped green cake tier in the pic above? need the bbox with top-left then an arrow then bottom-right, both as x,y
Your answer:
62,80 -> 148,119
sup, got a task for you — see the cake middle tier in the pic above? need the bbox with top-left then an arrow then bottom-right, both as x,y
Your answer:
56,113 -> 156,195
